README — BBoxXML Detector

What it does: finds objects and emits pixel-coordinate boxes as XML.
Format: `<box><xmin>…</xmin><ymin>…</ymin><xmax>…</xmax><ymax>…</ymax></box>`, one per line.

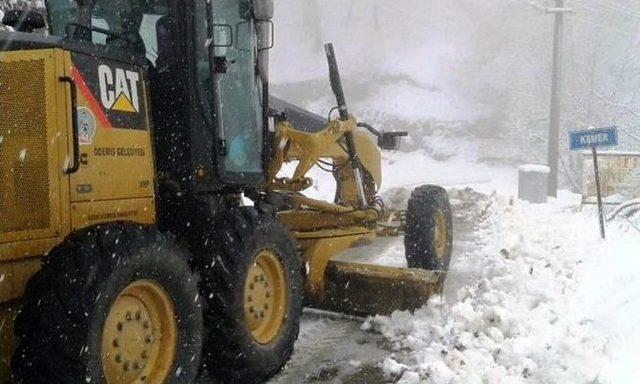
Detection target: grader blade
<box><xmin>311</xmin><ymin>261</ymin><xmax>446</xmax><ymax>318</ymax></box>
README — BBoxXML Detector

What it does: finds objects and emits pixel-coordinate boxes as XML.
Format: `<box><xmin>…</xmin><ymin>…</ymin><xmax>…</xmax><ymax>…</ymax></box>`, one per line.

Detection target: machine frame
<box><xmin>0</xmin><ymin>0</ymin><xmax>451</xmax><ymax>382</ymax></box>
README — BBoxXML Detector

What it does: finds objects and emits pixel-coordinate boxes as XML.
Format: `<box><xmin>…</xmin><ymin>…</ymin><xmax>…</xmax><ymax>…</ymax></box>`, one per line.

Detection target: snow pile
<box><xmin>365</xmin><ymin>192</ymin><xmax>640</xmax><ymax>383</ymax></box>
<box><xmin>379</xmin><ymin>150</ymin><xmax>516</xmax><ymax>196</ymax></box>
<box><xmin>280</xmin><ymin>149</ymin><xmax>518</xmax><ymax>206</ymax></box>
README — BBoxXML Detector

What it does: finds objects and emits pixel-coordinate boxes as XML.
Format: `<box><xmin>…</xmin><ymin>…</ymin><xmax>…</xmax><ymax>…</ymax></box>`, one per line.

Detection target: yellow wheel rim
<box><xmin>101</xmin><ymin>280</ymin><xmax>177</xmax><ymax>384</ymax></box>
<box><xmin>244</xmin><ymin>250</ymin><xmax>288</xmax><ymax>344</ymax></box>
<box><xmin>434</xmin><ymin>210</ymin><xmax>448</xmax><ymax>259</ymax></box>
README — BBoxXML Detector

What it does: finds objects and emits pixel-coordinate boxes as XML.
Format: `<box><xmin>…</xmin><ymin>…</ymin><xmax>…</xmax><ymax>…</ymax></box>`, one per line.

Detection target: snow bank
<box><xmin>365</xmin><ymin>192</ymin><xmax>640</xmax><ymax>383</ymax></box>
<box><xmin>277</xmin><ymin>149</ymin><xmax>518</xmax><ymax>206</ymax></box>
<box><xmin>379</xmin><ymin>150</ymin><xmax>517</xmax><ymax>196</ymax></box>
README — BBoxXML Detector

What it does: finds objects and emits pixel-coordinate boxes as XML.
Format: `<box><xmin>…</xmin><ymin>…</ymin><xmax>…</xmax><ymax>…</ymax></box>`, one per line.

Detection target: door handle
<box><xmin>59</xmin><ymin>76</ymin><xmax>80</xmax><ymax>174</ymax></box>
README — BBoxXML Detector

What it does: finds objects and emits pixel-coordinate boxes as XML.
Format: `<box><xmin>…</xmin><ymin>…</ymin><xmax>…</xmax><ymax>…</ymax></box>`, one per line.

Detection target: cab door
<box><xmin>212</xmin><ymin>0</ymin><xmax>264</xmax><ymax>180</ymax></box>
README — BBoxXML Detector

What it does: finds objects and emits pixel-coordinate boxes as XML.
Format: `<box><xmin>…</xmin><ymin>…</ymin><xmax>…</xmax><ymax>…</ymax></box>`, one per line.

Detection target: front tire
<box><xmin>194</xmin><ymin>208</ymin><xmax>304</xmax><ymax>383</ymax></box>
<box><xmin>405</xmin><ymin>185</ymin><xmax>453</xmax><ymax>271</ymax></box>
<box><xmin>11</xmin><ymin>223</ymin><xmax>203</xmax><ymax>384</ymax></box>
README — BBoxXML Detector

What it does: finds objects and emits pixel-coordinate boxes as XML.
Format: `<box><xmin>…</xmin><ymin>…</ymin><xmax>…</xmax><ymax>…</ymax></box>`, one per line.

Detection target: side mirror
<box><xmin>2</xmin><ymin>10</ymin><xmax>46</xmax><ymax>33</ymax></box>
<box><xmin>256</xmin><ymin>20</ymin><xmax>273</xmax><ymax>50</ymax></box>
<box><xmin>253</xmin><ymin>0</ymin><xmax>274</xmax><ymax>21</ymax></box>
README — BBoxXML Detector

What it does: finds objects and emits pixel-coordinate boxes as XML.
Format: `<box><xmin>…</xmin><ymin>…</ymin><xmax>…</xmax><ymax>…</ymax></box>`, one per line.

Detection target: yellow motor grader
<box><xmin>0</xmin><ymin>0</ymin><xmax>452</xmax><ymax>383</ymax></box>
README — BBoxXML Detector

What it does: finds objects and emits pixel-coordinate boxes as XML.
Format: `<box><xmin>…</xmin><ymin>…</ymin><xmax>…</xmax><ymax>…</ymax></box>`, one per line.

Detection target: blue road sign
<box><xmin>569</xmin><ymin>126</ymin><xmax>618</xmax><ymax>151</ymax></box>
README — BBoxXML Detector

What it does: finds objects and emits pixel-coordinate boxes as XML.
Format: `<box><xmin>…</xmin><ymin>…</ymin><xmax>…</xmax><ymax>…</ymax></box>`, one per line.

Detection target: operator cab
<box><xmin>43</xmin><ymin>0</ymin><xmax>273</xmax><ymax>191</ymax></box>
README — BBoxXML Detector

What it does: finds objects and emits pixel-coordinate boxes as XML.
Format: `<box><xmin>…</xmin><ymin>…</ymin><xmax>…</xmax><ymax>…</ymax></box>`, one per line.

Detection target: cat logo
<box><xmin>98</xmin><ymin>64</ymin><xmax>141</xmax><ymax>113</ymax></box>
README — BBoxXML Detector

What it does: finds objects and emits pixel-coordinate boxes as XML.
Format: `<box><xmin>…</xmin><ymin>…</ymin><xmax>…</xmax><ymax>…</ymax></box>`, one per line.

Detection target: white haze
<box><xmin>271</xmin><ymin>0</ymin><xmax>640</xmax><ymax>190</ymax></box>
<box><xmin>272</xmin><ymin>0</ymin><xmax>640</xmax><ymax>115</ymax></box>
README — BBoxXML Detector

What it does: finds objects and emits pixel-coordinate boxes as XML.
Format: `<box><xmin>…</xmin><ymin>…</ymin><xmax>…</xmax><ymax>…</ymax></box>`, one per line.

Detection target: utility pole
<box><xmin>546</xmin><ymin>1</ymin><xmax>571</xmax><ymax>197</ymax></box>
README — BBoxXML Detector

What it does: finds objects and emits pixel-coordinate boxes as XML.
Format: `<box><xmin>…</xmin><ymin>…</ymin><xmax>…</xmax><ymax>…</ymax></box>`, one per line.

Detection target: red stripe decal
<box><xmin>71</xmin><ymin>66</ymin><xmax>112</xmax><ymax>129</ymax></box>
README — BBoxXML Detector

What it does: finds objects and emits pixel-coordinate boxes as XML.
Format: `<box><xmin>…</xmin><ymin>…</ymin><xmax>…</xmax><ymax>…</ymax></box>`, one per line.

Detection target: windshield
<box><xmin>45</xmin><ymin>0</ymin><xmax>169</xmax><ymax>63</ymax></box>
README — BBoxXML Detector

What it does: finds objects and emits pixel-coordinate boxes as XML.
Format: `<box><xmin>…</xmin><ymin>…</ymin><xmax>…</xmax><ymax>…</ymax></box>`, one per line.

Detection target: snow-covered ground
<box><xmin>365</xmin><ymin>191</ymin><xmax>640</xmax><ymax>384</ymax></box>
<box><xmin>273</xmin><ymin>145</ymin><xmax>640</xmax><ymax>384</ymax></box>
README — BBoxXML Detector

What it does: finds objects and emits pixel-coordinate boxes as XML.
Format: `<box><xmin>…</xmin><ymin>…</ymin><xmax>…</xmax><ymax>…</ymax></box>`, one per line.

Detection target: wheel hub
<box><xmin>101</xmin><ymin>280</ymin><xmax>177</xmax><ymax>383</ymax></box>
<box><xmin>244</xmin><ymin>250</ymin><xmax>288</xmax><ymax>344</ymax></box>
<box><xmin>434</xmin><ymin>210</ymin><xmax>448</xmax><ymax>259</ymax></box>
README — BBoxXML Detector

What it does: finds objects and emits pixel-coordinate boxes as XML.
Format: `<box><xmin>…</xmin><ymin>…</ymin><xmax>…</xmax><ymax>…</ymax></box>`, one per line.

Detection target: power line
<box><xmin>572</xmin><ymin>1</ymin><xmax>639</xmax><ymax>39</ymax></box>
<box><xmin>593</xmin><ymin>0</ymin><xmax>640</xmax><ymax>20</ymax></box>
<box><xmin>619</xmin><ymin>126</ymin><xmax>640</xmax><ymax>143</ymax></box>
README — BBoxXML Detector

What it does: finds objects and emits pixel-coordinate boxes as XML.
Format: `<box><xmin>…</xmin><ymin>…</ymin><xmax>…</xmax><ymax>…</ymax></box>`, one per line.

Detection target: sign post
<box><xmin>591</xmin><ymin>147</ymin><xmax>605</xmax><ymax>239</ymax></box>
<box><xmin>569</xmin><ymin>126</ymin><xmax>619</xmax><ymax>239</ymax></box>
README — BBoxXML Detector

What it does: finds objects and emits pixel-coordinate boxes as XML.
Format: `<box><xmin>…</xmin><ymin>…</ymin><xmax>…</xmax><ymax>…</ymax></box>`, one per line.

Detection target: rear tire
<box><xmin>11</xmin><ymin>223</ymin><xmax>203</xmax><ymax>384</ymax></box>
<box><xmin>193</xmin><ymin>208</ymin><xmax>303</xmax><ymax>384</ymax></box>
<box><xmin>405</xmin><ymin>185</ymin><xmax>453</xmax><ymax>271</ymax></box>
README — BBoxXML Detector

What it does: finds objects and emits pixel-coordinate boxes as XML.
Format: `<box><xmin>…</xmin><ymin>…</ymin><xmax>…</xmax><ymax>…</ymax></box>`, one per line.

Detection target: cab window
<box><xmin>195</xmin><ymin>0</ymin><xmax>264</xmax><ymax>176</ymax></box>
<box><xmin>46</xmin><ymin>0</ymin><xmax>169</xmax><ymax>64</ymax></box>
<box><xmin>46</xmin><ymin>0</ymin><xmax>79</xmax><ymax>37</ymax></box>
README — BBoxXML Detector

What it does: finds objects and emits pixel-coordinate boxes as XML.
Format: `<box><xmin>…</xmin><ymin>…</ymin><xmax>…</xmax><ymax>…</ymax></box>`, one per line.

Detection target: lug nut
<box><xmin>113</xmin><ymin>339</ymin><xmax>119</xmax><ymax>348</ymax></box>
<box><xmin>126</xmin><ymin>312</ymin><xmax>131</xmax><ymax>321</ymax></box>
<box><xmin>115</xmin><ymin>355</ymin><xmax>122</xmax><ymax>363</ymax></box>
<box><xmin>117</xmin><ymin>322</ymin><xmax>123</xmax><ymax>331</ymax></box>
